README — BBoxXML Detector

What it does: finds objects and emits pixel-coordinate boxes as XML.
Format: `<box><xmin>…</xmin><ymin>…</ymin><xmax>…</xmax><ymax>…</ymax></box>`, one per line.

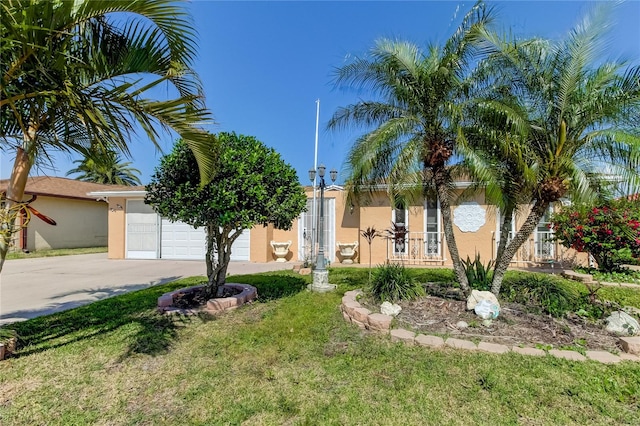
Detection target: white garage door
<box><xmin>160</xmin><ymin>220</ymin><xmax>206</xmax><ymax>260</ymax></box>
<box><xmin>160</xmin><ymin>221</ymin><xmax>250</xmax><ymax>261</ymax></box>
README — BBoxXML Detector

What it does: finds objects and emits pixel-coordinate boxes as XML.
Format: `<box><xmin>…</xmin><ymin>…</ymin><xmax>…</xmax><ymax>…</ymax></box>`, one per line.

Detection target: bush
<box><xmin>370</xmin><ymin>263</ymin><xmax>425</xmax><ymax>303</ymax></box>
<box><xmin>461</xmin><ymin>253</ymin><xmax>494</xmax><ymax>291</ymax></box>
<box><xmin>501</xmin><ymin>272</ymin><xmax>582</xmax><ymax>317</ymax></box>
<box><xmin>551</xmin><ymin>200</ymin><xmax>640</xmax><ymax>272</ymax></box>
<box><xmin>228</xmin><ymin>273</ymin><xmax>307</xmax><ymax>301</ymax></box>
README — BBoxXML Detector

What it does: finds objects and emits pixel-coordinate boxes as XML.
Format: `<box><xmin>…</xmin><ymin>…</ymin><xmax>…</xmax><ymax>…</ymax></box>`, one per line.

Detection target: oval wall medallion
<box><xmin>454</xmin><ymin>202</ymin><xmax>486</xmax><ymax>232</ymax></box>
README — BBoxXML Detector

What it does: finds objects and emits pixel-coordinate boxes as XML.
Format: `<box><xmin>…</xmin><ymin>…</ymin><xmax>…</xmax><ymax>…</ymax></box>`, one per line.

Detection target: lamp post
<box><xmin>308</xmin><ymin>164</ymin><xmax>338</xmax><ymax>292</ymax></box>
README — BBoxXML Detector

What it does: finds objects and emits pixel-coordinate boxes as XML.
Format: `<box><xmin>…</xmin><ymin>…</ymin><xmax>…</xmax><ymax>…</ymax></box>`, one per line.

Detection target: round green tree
<box><xmin>145</xmin><ymin>132</ymin><xmax>307</xmax><ymax>297</ymax></box>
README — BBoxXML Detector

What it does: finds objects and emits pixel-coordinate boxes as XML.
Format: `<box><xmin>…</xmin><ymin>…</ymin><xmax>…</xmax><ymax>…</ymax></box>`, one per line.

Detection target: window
<box><xmin>424</xmin><ymin>197</ymin><xmax>441</xmax><ymax>256</ymax></box>
<box><xmin>535</xmin><ymin>207</ymin><xmax>554</xmax><ymax>259</ymax></box>
<box><xmin>391</xmin><ymin>200</ymin><xmax>408</xmax><ymax>255</ymax></box>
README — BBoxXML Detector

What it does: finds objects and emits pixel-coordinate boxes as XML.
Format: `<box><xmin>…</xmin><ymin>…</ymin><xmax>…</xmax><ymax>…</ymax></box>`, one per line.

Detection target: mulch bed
<box><xmin>362</xmin><ymin>285</ymin><xmax>623</xmax><ymax>351</ymax></box>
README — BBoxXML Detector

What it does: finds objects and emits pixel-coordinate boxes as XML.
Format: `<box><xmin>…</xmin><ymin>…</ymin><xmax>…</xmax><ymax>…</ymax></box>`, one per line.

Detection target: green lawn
<box><xmin>0</xmin><ymin>269</ymin><xmax>638</xmax><ymax>425</ymax></box>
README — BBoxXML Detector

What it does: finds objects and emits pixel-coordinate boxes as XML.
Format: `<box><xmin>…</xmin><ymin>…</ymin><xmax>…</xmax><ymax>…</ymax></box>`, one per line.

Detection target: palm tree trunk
<box><xmin>490</xmin><ymin>200</ymin><xmax>549</xmax><ymax>295</ymax></box>
<box><xmin>495</xmin><ymin>204</ymin><xmax>515</xmax><ymax>264</ymax></box>
<box><xmin>0</xmin><ymin>146</ymin><xmax>34</xmax><ymax>273</ymax></box>
<box><xmin>434</xmin><ymin>174</ymin><xmax>470</xmax><ymax>295</ymax></box>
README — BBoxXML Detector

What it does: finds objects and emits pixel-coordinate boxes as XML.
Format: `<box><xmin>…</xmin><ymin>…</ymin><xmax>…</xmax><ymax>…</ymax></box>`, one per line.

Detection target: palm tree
<box><xmin>0</xmin><ymin>0</ymin><xmax>214</xmax><ymax>271</ymax></box>
<box><xmin>470</xmin><ymin>4</ymin><xmax>640</xmax><ymax>295</ymax></box>
<box><xmin>328</xmin><ymin>1</ymin><xmax>495</xmax><ymax>295</ymax></box>
<box><xmin>66</xmin><ymin>149</ymin><xmax>142</xmax><ymax>186</ymax></box>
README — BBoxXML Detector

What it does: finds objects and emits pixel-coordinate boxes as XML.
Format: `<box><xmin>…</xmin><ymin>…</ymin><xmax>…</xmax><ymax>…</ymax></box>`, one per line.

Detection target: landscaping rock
<box><xmin>585</xmin><ymin>350</ymin><xmax>621</xmax><ymax>364</ymax></box>
<box><xmin>477</xmin><ymin>342</ymin><xmax>510</xmax><ymax>354</ymax></box>
<box><xmin>621</xmin><ymin>264</ymin><xmax>640</xmax><ymax>272</ymax></box>
<box><xmin>481</xmin><ymin>319</ymin><xmax>493</xmax><ymax>327</ymax></box>
<box><xmin>466</xmin><ymin>290</ymin><xmax>499</xmax><ymax>311</ymax></box>
<box><xmin>445</xmin><ymin>338</ymin><xmax>477</xmax><ymax>351</ymax></box>
<box><xmin>548</xmin><ymin>349</ymin><xmax>586</xmax><ymax>361</ymax></box>
<box><xmin>415</xmin><ymin>334</ymin><xmax>445</xmax><ymax>348</ymax></box>
<box><xmin>299</xmin><ymin>268</ymin><xmax>312</xmax><ymax>275</ymax></box>
<box><xmin>456</xmin><ymin>321</ymin><xmax>469</xmax><ymax>330</ymax></box>
<box><xmin>380</xmin><ymin>301</ymin><xmax>402</xmax><ymax>317</ymax></box>
<box><xmin>605</xmin><ymin>311</ymin><xmax>639</xmax><ymax>335</ymax></box>
<box><xmin>561</xmin><ymin>270</ymin><xmax>593</xmax><ymax>284</ymax></box>
<box><xmin>619</xmin><ymin>336</ymin><xmax>640</xmax><ymax>355</ymax></box>
<box><xmin>622</xmin><ymin>306</ymin><xmax>640</xmax><ymax>317</ymax></box>
<box><xmin>474</xmin><ymin>299</ymin><xmax>500</xmax><ymax>320</ymax></box>
<box><xmin>390</xmin><ymin>329</ymin><xmax>416</xmax><ymax>345</ymax></box>
<box><xmin>511</xmin><ymin>346</ymin><xmax>546</xmax><ymax>357</ymax></box>
<box><xmin>367</xmin><ymin>313</ymin><xmax>393</xmax><ymax>332</ymax></box>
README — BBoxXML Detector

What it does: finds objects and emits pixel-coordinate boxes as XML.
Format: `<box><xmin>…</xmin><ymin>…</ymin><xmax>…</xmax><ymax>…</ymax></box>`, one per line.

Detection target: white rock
<box><xmin>466</xmin><ymin>290</ymin><xmax>499</xmax><ymax>311</ymax></box>
<box><xmin>380</xmin><ymin>301</ymin><xmax>402</xmax><ymax>317</ymax></box>
<box><xmin>456</xmin><ymin>321</ymin><xmax>469</xmax><ymax>330</ymax></box>
<box><xmin>605</xmin><ymin>311</ymin><xmax>640</xmax><ymax>336</ymax></box>
<box><xmin>482</xmin><ymin>320</ymin><xmax>493</xmax><ymax>327</ymax></box>
<box><xmin>474</xmin><ymin>299</ymin><xmax>500</xmax><ymax>320</ymax></box>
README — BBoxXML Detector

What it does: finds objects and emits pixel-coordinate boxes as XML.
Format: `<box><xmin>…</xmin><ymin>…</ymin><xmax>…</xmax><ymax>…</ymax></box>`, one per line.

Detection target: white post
<box><xmin>311</xmin><ymin>99</ymin><xmax>319</xmax><ymax>262</ymax></box>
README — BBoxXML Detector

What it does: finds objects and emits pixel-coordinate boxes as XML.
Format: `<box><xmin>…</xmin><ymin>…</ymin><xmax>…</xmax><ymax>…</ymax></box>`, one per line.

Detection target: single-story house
<box><xmin>0</xmin><ymin>176</ymin><xmax>136</xmax><ymax>252</ymax></box>
<box><xmin>89</xmin><ymin>184</ymin><xmax>588</xmax><ymax>268</ymax></box>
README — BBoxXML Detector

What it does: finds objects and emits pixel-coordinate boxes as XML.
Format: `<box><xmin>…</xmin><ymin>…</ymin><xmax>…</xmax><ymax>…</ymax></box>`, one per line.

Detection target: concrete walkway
<box><xmin>0</xmin><ymin>253</ymin><xmax>296</xmax><ymax>325</ymax></box>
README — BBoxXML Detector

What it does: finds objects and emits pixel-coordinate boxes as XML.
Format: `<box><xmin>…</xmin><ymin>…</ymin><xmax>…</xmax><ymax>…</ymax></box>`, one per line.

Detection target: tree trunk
<box><xmin>434</xmin><ymin>171</ymin><xmax>470</xmax><ymax>295</ymax></box>
<box><xmin>490</xmin><ymin>200</ymin><xmax>549</xmax><ymax>295</ymax></box>
<box><xmin>495</xmin><ymin>204</ymin><xmax>515</xmax><ymax>265</ymax></box>
<box><xmin>205</xmin><ymin>224</ymin><xmax>216</xmax><ymax>280</ymax></box>
<box><xmin>0</xmin><ymin>146</ymin><xmax>34</xmax><ymax>273</ymax></box>
<box><xmin>205</xmin><ymin>226</ymin><xmax>243</xmax><ymax>299</ymax></box>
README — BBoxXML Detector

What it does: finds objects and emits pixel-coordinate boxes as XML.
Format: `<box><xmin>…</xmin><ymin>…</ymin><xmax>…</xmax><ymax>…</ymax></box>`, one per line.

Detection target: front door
<box><xmin>298</xmin><ymin>197</ymin><xmax>336</xmax><ymax>263</ymax></box>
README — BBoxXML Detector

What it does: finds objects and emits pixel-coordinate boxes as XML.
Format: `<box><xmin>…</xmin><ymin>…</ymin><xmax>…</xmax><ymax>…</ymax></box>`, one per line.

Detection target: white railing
<box><xmin>387</xmin><ymin>231</ymin><xmax>445</xmax><ymax>263</ymax></box>
<box><xmin>493</xmin><ymin>230</ymin><xmax>558</xmax><ymax>265</ymax></box>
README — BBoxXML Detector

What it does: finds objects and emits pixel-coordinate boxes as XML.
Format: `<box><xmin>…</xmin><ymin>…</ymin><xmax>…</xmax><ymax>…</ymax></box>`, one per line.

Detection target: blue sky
<box><xmin>2</xmin><ymin>0</ymin><xmax>639</xmax><ymax>185</ymax></box>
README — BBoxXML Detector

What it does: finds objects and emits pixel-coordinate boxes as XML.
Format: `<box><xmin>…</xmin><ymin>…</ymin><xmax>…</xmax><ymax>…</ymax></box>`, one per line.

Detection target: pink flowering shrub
<box><xmin>551</xmin><ymin>199</ymin><xmax>640</xmax><ymax>272</ymax></box>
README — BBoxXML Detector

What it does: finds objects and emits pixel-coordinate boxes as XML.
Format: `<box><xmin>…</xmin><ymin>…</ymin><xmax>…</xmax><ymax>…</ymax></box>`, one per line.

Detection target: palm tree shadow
<box><xmin>6</xmin><ymin>279</ymin><xmax>207</xmax><ymax>359</ymax></box>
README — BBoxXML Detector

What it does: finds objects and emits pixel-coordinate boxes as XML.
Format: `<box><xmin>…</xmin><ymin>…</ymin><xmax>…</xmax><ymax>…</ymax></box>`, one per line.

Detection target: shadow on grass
<box><xmin>5</xmin><ymin>272</ymin><xmax>309</xmax><ymax>360</ymax></box>
<box><xmin>6</xmin><ymin>278</ymin><xmax>205</xmax><ymax>359</ymax></box>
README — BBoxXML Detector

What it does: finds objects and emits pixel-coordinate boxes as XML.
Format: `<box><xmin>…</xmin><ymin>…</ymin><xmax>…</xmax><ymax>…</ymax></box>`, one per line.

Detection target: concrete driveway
<box><xmin>0</xmin><ymin>253</ymin><xmax>297</xmax><ymax>325</ymax></box>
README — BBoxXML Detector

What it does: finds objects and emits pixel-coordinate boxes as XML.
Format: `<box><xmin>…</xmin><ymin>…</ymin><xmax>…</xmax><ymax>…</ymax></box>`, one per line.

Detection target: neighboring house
<box><xmin>0</xmin><ymin>176</ymin><xmax>135</xmax><ymax>252</ymax></box>
<box><xmin>91</xmin><ymin>185</ymin><xmax>587</xmax><ymax>268</ymax></box>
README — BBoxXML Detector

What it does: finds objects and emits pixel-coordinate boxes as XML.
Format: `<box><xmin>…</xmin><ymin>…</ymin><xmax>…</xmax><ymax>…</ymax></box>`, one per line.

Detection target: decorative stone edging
<box><xmin>340</xmin><ymin>290</ymin><xmax>640</xmax><ymax>364</ymax></box>
<box><xmin>0</xmin><ymin>337</ymin><xmax>17</xmax><ymax>361</ymax></box>
<box><xmin>562</xmin><ymin>269</ymin><xmax>639</xmax><ymax>288</ymax></box>
<box><xmin>158</xmin><ymin>284</ymin><xmax>258</xmax><ymax>315</ymax></box>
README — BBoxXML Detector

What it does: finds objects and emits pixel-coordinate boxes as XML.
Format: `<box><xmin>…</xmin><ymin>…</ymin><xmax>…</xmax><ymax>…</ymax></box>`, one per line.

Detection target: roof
<box><xmin>0</xmin><ymin>176</ymin><xmax>143</xmax><ymax>201</ymax></box>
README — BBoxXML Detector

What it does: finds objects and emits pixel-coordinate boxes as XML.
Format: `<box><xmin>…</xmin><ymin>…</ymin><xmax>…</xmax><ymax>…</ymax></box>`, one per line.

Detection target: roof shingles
<box><xmin>0</xmin><ymin>176</ymin><xmax>143</xmax><ymax>201</ymax></box>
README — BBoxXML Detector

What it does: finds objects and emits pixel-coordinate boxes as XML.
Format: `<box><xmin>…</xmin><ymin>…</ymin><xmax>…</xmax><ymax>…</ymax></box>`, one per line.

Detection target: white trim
<box><xmin>89</xmin><ymin>190</ymin><xmax>147</xmax><ymax>198</ymax></box>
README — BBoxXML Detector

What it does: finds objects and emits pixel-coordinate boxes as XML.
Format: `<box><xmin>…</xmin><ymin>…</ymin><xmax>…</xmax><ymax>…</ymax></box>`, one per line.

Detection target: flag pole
<box><xmin>311</xmin><ymin>99</ymin><xmax>319</xmax><ymax>262</ymax></box>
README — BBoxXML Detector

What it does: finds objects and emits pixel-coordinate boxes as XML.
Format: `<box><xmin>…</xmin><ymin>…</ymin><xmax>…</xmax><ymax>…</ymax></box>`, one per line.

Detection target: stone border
<box><xmin>340</xmin><ymin>290</ymin><xmax>640</xmax><ymax>364</ymax></box>
<box><xmin>562</xmin><ymin>269</ymin><xmax>639</xmax><ymax>288</ymax></box>
<box><xmin>158</xmin><ymin>284</ymin><xmax>258</xmax><ymax>315</ymax></box>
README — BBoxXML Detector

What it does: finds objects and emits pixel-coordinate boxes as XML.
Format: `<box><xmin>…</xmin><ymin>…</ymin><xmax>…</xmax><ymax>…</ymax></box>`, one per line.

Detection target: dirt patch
<box><xmin>362</xmin><ymin>287</ymin><xmax>623</xmax><ymax>351</ymax></box>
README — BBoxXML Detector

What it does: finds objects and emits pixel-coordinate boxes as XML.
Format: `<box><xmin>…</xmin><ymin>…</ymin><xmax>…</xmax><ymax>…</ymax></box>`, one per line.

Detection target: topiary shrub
<box><xmin>370</xmin><ymin>263</ymin><xmax>425</xmax><ymax>303</ymax></box>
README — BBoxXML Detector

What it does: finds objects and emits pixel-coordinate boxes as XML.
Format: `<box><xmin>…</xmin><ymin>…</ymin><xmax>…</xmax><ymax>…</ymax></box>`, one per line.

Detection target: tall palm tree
<box><xmin>0</xmin><ymin>0</ymin><xmax>214</xmax><ymax>271</ymax></box>
<box><xmin>471</xmin><ymin>4</ymin><xmax>640</xmax><ymax>295</ymax></box>
<box><xmin>328</xmin><ymin>1</ymin><xmax>495</xmax><ymax>294</ymax></box>
<box><xmin>66</xmin><ymin>149</ymin><xmax>142</xmax><ymax>186</ymax></box>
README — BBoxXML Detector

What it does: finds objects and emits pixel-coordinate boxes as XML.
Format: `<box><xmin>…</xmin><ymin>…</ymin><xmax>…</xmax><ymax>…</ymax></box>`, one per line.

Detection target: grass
<box><xmin>574</xmin><ymin>267</ymin><xmax>640</xmax><ymax>285</ymax></box>
<box><xmin>1</xmin><ymin>268</ymin><xmax>639</xmax><ymax>425</ymax></box>
<box><xmin>6</xmin><ymin>246</ymin><xmax>107</xmax><ymax>260</ymax></box>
